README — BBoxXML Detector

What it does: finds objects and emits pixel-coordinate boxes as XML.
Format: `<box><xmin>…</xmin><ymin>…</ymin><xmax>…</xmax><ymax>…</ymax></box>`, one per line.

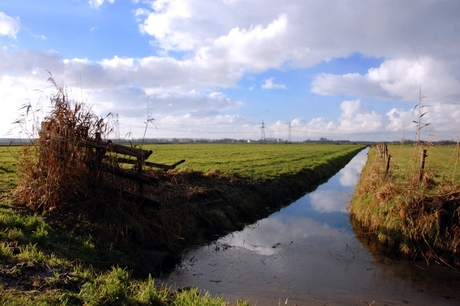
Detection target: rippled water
<box><xmin>161</xmin><ymin>148</ymin><xmax>460</xmax><ymax>305</ymax></box>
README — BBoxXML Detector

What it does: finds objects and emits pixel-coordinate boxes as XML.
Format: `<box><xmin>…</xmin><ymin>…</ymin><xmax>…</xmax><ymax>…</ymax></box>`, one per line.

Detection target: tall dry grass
<box><xmin>12</xmin><ymin>75</ymin><xmax>110</xmax><ymax>212</ymax></box>
<box><xmin>350</xmin><ymin>142</ymin><xmax>460</xmax><ymax>267</ymax></box>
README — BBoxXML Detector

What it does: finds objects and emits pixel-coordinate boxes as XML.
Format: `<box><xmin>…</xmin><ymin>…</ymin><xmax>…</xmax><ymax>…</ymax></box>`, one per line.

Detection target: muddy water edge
<box><xmin>160</xmin><ymin>148</ymin><xmax>460</xmax><ymax>305</ymax></box>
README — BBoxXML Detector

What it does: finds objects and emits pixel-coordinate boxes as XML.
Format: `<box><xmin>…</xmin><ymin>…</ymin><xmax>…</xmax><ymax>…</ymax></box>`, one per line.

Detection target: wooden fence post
<box><xmin>385</xmin><ymin>154</ymin><xmax>391</xmax><ymax>173</ymax></box>
<box><xmin>419</xmin><ymin>149</ymin><xmax>427</xmax><ymax>181</ymax></box>
<box><xmin>95</xmin><ymin>132</ymin><xmax>104</xmax><ymax>165</ymax></box>
<box><xmin>137</xmin><ymin>156</ymin><xmax>144</xmax><ymax>196</ymax></box>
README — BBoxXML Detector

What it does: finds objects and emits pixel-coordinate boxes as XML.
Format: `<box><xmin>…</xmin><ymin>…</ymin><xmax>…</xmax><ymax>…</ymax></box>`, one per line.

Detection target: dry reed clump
<box><xmin>9</xmin><ymin>77</ymin><xmax>189</xmax><ymax>263</ymax></box>
<box><xmin>12</xmin><ymin>77</ymin><xmax>110</xmax><ymax>212</ymax></box>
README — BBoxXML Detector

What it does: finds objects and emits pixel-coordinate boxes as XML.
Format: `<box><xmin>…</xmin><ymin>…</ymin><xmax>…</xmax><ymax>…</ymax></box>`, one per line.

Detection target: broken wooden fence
<box><xmin>82</xmin><ymin>134</ymin><xmax>185</xmax><ymax>207</ymax></box>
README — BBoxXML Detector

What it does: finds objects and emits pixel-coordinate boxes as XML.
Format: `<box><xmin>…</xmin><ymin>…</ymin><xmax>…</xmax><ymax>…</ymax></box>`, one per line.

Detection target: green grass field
<box><xmin>0</xmin><ymin>143</ymin><xmax>365</xmax><ymax>192</ymax></box>
<box><xmin>378</xmin><ymin>144</ymin><xmax>460</xmax><ymax>188</ymax></box>
<box><xmin>139</xmin><ymin>143</ymin><xmax>365</xmax><ymax>178</ymax></box>
<box><xmin>0</xmin><ymin>146</ymin><xmax>20</xmax><ymax>194</ymax></box>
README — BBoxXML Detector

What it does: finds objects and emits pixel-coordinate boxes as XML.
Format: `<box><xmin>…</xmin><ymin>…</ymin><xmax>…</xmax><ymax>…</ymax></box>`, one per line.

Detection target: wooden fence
<box><xmin>375</xmin><ymin>142</ymin><xmax>427</xmax><ymax>181</ymax></box>
<box><xmin>81</xmin><ymin>133</ymin><xmax>185</xmax><ymax>207</ymax></box>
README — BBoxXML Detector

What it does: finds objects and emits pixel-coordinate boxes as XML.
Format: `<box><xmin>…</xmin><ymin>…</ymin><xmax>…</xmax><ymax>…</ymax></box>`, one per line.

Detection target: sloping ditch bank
<box><xmin>349</xmin><ymin>145</ymin><xmax>460</xmax><ymax>268</ymax></box>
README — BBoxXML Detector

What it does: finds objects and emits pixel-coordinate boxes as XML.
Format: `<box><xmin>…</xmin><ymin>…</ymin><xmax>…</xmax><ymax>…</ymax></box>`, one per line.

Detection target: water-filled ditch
<box><xmin>160</xmin><ymin>148</ymin><xmax>460</xmax><ymax>305</ymax></box>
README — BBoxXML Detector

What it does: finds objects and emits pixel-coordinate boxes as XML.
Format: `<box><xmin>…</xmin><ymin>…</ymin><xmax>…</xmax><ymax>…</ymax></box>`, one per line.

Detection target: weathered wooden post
<box><xmin>385</xmin><ymin>154</ymin><xmax>391</xmax><ymax>173</ymax></box>
<box><xmin>419</xmin><ymin>149</ymin><xmax>427</xmax><ymax>181</ymax></box>
<box><xmin>94</xmin><ymin>132</ymin><xmax>104</xmax><ymax>165</ymax></box>
<box><xmin>137</xmin><ymin>154</ymin><xmax>144</xmax><ymax>196</ymax></box>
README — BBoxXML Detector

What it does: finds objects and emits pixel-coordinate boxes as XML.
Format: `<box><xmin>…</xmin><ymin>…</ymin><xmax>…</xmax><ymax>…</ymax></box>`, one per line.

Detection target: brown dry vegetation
<box><xmin>12</xmin><ymin>76</ymin><xmax>109</xmax><ymax>212</ymax></box>
<box><xmin>350</xmin><ymin>144</ymin><xmax>460</xmax><ymax>267</ymax></box>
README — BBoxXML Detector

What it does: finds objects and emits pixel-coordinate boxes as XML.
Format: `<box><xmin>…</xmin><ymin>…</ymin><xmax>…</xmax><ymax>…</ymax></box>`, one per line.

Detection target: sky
<box><xmin>1</xmin><ymin>0</ymin><xmax>459</xmax><ymax>142</ymax></box>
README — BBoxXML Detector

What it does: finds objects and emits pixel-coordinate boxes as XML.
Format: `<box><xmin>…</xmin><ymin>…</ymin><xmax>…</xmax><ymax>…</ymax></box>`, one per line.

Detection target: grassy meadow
<box><xmin>140</xmin><ymin>143</ymin><xmax>364</xmax><ymax>178</ymax></box>
<box><xmin>0</xmin><ymin>146</ymin><xmax>20</xmax><ymax>194</ymax></box>
<box><xmin>376</xmin><ymin>144</ymin><xmax>460</xmax><ymax>188</ymax></box>
<box><xmin>0</xmin><ymin>142</ymin><xmax>364</xmax><ymax>192</ymax></box>
<box><xmin>0</xmin><ymin>142</ymin><xmax>365</xmax><ymax>305</ymax></box>
<box><xmin>350</xmin><ymin>143</ymin><xmax>460</xmax><ymax>266</ymax></box>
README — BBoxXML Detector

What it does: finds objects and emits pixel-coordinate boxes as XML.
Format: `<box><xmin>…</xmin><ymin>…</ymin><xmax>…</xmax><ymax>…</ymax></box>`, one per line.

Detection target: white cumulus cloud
<box><xmin>338</xmin><ymin>100</ymin><xmax>382</xmax><ymax>132</ymax></box>
<box><xmin>312</xmin><ymin>57</ymin><xmax>460</xmax><ymax>104</ymax></box>
<box><xmin>0</xmin><ymin>12</ymin><xmax>19</xmax><ymax>38</ymax></box>
<box><xmin>261</xmin><ymin>77</ymin><xmax>286</xmax><ymax>89</ymax></box>
<box><xmin>88</xmin><ymin>0</ymin><xmax>115</xmax><ymax>9</ymax></box>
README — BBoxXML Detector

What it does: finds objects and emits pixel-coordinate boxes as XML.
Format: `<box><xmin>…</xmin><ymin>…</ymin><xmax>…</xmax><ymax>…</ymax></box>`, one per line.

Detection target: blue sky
<box><xmin>1</xmin><ymin>0</ymin><xmax>459</xmax><ymax>141</ymax></box>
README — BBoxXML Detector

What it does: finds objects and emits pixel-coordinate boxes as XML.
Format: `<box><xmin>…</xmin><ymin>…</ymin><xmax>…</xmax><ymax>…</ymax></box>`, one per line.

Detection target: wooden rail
<box><xmin>82</xmin><ymin>138</ymin><xmax>153</xmax><ymax>160</ymax></box>
<box><xmin>116</xmin><ymin>157</ymin><xmax>186</xmax><ymax>171</ymax></box>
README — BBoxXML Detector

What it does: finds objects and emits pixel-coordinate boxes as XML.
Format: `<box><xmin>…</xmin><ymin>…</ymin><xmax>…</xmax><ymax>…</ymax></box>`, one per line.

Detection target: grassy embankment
<box><xmin>350</xmin><ymin>144</ymin><xmax>460</xmax><ymax>266</ymax></box>
<box><xmin>0</xmin><ymin>143</ymin><xmax>365</xmax><ymax>305</ymax></box>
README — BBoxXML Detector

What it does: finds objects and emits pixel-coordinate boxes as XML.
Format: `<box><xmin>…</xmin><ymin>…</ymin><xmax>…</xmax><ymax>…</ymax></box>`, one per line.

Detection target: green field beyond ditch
<box><xmin>139</xmin><ymin>143</ymin><xmax>365</xmax><ymax>179</ymax></box>
<box><xmin>1</xmin><ymin>143</ymin><xmax>365</xmax><ymax>191</ymax></box>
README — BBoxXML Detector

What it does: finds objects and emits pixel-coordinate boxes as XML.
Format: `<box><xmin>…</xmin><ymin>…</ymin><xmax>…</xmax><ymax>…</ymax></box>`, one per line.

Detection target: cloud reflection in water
<box><xmin>221</xmin><ymin>148</ymin><xmax>369</xmax><ymax>255</ymax></box>
<box><xmin>221</xmin><ymin>215</ymin><xmax>353</xmax><ymax>256</ymax></box>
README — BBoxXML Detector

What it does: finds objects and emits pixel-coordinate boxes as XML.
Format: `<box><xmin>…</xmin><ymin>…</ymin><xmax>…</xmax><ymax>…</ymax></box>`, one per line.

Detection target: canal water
<box><xmin>160</xmin><ymin>148</ymin><xmax>460</xmax><ymax>305</ymax></box>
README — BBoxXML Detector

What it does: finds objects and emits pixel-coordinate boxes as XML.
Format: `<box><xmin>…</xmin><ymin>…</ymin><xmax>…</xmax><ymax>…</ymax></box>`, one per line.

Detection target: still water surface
<box><xmin>161</xmin><ymin>148</ymin><xmax>460</xmax><ymax>305</ymax></box>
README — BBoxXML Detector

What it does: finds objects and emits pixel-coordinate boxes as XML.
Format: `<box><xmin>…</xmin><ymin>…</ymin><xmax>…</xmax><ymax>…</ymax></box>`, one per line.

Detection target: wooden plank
<box><xmin>145</xmin><ymin>159</ymin><xmax>186</xmax><ymax>171</ymax></box>
<box><xmin>82</xmin><ymin>138</ymin><xmax>153</xmax><ymax>159</ymax></box>
<box><xmin>116</xmin><ymin>157</ymin><xmax>186</xmax><ymax>171</ymax></box>
<box><xmin>115</xmin><ymin>157</ymin><xmax>138</xmax><ymax>165</ymax></box>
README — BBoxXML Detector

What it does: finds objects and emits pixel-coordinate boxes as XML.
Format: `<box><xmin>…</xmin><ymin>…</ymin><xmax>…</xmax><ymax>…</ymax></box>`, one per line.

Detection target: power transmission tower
<box><xmin>260</xmin><ymin>120</ymin><xmax>265</xmax><ymax>142</ymax></box>
<box><xmin>115</xmin><ymin>113</ymin><xmax>120</xmax><ymax>142</ymax></box>
<box><xmin>110</xmin><ymin>113</ymin><xmax>120</xmax><ymax>141</ymax></box>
